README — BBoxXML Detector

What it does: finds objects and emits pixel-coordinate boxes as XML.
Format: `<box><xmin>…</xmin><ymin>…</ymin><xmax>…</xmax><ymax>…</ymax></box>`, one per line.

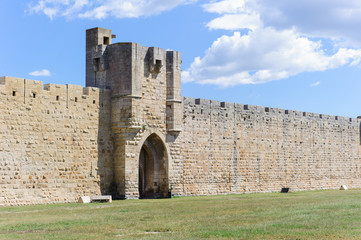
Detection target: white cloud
<box><xmin>256</xmin><ymin>0</ymin><xmax>361</xmax><ymax>47</ymax></box>
<box><xmin>311</xmin><ymin>81</ymin><xmax>321</xmax><ymax>87</ymax></box>
<box><xmin>204</xmin><ymin>0</ymin><xmax>261</xmax><ymax>31</ymax></box>
<box><xmin>203</xmin><ymin>0</ymin><xmax>246</xmax><ymax>14</ymax></box>
<box><xmin>206</xmin><ymin>13</ymin><xmax>262</xmax><ymax>31</ymax></box>
<box><xmin>29</xmin><ymin>69</ymin><xmax>51</xmax><ymax>77</ymax></box>
<box><xmin>182</xmin><ymin>29</ymin><xmax>361</xmax><ymax>87</ymax></box>
<box><xmin>182</xmin><ymin>0</ymin><xmax>361</xmax><ymax>87</ymax></box>
<box><xmin>27</xmin><ymin>0</ymin><xmax>361</xmax><ymax>87</ymax></box>
<box><xmin>204</xmin><ymin>0</ymin><xmax>361</xmax><ymax>47</ymax></box>
<box><xmin>27</xmin><ymin>0</ymin><xmax>196</xmax><ymax>19</ymax></box>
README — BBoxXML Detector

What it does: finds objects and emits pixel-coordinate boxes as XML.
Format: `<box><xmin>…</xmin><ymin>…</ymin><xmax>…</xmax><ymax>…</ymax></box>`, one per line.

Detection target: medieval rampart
<box><xmin>0</xmin><ymin>76</ymin><xmax>113</xmax><ymax>206</ymax></box>
<box><xmin>180</xmin><ymin>97</ymin><xmax>361</xmax><ymax>195</ymax></box>
<box><xmin>1</xmin><ymin>27</ymin><xmax>361</xmax><ymax>206</ymax></box>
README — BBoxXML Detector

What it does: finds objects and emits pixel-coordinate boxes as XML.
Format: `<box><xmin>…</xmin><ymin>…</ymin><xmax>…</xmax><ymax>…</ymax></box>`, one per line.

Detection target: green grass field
<box><xmin>1</xmin><ymin>189</ymin><xmax>361</xmax><ymax>239</ymax></box>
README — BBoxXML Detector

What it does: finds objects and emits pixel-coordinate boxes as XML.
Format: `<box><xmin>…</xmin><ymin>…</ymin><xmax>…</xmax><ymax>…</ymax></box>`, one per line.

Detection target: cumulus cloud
<box><xmin>27</xmin><ymin>0</ymin><xmax>196</xmax><ymax>19</ymax></box>
<box><xmin>204</xmin><ymin>0</ymin><xmax>261</xmax><ymax>31</ymax></box>
<box><xmin>182</xmin><ymin>0</ymin><xmax>361</xmax><ymax>86</ymax></box>
<box><xmin>29</xmin><ymin>69</ymin><xmax>51</xmax><ymax>77</ymax></box>
<box><xmin>182</xmin><ymin>29</ymin><xmax>361</xmax><ymax>86</ymax></box>
<box><xmin>27</xmin><ymin>0</ymin><xmax>361</xmax><ymax>87</ymax></box>
<box><xmin>203</xmin><ymin>0</ymin><xmax>361</xmax><ymax>46</ymax></box>
<box><xmin>256</xmin><ymin>0</ymin><xmax>361</xmax><ymax>47</ymax></box>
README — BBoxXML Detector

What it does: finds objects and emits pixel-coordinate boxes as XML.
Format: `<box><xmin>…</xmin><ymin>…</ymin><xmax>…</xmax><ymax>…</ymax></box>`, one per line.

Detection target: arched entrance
<box><xmin>139</xmin><ymin>133</ymin><xmax>169</xmax><ymax>199</ymax></box>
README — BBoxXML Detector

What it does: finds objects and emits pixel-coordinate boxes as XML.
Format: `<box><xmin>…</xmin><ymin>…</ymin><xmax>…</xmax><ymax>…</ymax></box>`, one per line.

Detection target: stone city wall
<box><xmin>179</xmin><ymin>97</ymin><xmax>361</xmax><ymax>195</ymax></box>
<box><xmin>0</xmin><ymin>76</ymin><xmax>113</xmax><ymax>206</ymax></box>
<box><xmin>1</xmin><ymin>74</ymin><xmax>361</xmax><ymax>205</ymax></box>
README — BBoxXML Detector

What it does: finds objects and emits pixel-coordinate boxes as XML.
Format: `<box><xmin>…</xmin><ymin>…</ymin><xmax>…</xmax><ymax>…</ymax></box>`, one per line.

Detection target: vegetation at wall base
<box><xmin>1</xmin><ymin>189</ymin><xmax>361</xmax><ymax>239</ymax></box>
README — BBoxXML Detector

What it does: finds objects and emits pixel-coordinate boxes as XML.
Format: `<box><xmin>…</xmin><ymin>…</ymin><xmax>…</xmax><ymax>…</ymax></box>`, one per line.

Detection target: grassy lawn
<box><xmin>1</xmin><ymin>190</ymin><xmax>361</xmax><ymax>239</ymax></box>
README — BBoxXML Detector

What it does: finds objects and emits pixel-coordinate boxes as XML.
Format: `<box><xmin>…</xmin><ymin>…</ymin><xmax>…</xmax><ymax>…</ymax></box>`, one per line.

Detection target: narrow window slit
<box><xmin>103</xmin><ymin>36</ymin><xmax>109</xmax><ymax>45</ymax></box>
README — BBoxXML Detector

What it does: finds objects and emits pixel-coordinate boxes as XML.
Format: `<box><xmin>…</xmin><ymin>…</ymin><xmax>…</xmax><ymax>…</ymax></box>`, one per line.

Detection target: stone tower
<box><xmin>86</xmin><ymin>27</ymin><xmax>113</xmax><ymax>88</ymax></box>
<box><xmin>86</xmin><ymin>27</ymin><xmax>182</xmax><ymax>199</ymax></box>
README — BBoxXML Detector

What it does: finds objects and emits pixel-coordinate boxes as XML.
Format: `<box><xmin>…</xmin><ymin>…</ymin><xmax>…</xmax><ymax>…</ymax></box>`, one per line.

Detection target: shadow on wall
<box><xmin>144</xmin><ymin>48</ymin><xmax>162</xmax><ymax>79</ymax></box>
<box><xmin>96</xmin><ymin>90</ymin><xmax>115</xmax><ymax>197</ymax></box>
<box><xmin>139</xmin><ymin>133</ymin><xmax>169</xmax><ymax>199</ymax></box>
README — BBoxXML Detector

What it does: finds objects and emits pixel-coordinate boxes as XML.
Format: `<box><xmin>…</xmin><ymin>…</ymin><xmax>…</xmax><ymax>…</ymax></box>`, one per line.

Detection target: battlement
<box><xmin>183</xmin><ymin>96</ymin><xmax>360</xmax><ymax>125</ymax></box>
<box><xmin>0</xmin><ymin>76</ymin><xmax>110</xmax><ymax>108</ymax></box>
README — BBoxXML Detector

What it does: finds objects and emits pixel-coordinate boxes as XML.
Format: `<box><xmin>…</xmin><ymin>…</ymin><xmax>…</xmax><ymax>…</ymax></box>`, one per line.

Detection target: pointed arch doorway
<box><xmin>138</xmin><ymin>133</ymin><xmax>169</xmax><ymax>199</ymax></box>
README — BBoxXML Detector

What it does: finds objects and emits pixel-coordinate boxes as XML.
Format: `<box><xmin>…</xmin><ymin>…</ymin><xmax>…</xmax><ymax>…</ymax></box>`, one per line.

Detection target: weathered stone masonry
<box><xmin>181</xmin><ymin>99</ymin><xmax>361</xmax><ymax>195</ymax></box>
<box><xmin>0</xmin><ymin>77</ymin><xmax>113</xmax><ymax>206</ymax></box>
<box><xmin>1</xmin><ymin>27</ymin><xmax>361</xmax><ymax>206</ymax></box>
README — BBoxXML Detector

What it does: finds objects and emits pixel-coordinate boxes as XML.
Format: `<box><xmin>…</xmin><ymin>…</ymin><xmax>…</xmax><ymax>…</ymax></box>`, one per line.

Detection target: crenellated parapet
<box><xmin>180</xmin><ymin>96</ymin><xmax>361</xmax><ymax>196</ymax></box>
<box><xmin>0</xmin><ymin>76</ymin><xmax>110</xmax><ymax>109</ymax></box>
<box><xmin>84</xmin><ymin>27</ymin><xmax>183</xmax><ymax>198</ymax></box>
<box><xmin>85</xmin><ymin>28</ymin><xmax>182</xmax><ymax>134</ymax></box>
<box><xmin>0</xmin><ymin>76</ymin><xmax>114</xmax><ymax>206</ymax></box>
<box><xmin>182</xmin><ymin>96</ymin><xmax>360</xmax><ymax>126</ymax></box>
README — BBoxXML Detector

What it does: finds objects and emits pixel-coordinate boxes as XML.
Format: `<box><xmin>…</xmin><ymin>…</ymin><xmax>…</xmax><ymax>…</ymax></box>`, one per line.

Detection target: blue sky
<box><xmin>1</xmin><ymin>0</ymin><xmax>361</xmax><ymax>118</ymax></box>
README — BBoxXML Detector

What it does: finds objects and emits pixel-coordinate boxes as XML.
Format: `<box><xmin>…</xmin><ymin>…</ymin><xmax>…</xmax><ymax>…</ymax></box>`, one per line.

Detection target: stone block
<box><xmin>91</xmin><ymin>195</ymin><xmax>112</xmax><ymax>203</ymax></box>
<box><xmin>340</xmin><ymin>185</ymin><xmax>348</xmax><ymax>190</ymax></box>
<box><xmin>78</xmin><ymin>196</ymin><xmax>91</xmax><ymax>203</ymax></box>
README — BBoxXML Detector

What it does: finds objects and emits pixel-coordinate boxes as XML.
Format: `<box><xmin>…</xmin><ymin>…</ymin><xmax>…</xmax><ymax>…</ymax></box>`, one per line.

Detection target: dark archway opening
<box><xmin>139</xmin><ymin>134</ymin><xmax>169</xmax><ymax>199</ymax></box>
